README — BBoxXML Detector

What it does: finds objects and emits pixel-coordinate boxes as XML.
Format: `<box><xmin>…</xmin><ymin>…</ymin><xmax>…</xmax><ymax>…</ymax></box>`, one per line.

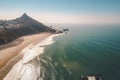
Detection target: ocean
<box><xmin>39</xmin><ymin>24</ymin><xmax>120</xmax><ymax>80</ymax></box>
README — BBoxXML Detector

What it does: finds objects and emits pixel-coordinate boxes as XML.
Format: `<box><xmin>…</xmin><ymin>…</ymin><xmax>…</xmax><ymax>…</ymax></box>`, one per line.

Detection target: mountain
<box><xmin>13</xmin><ymin>13</ymin><xmax>56</xmax><ymax>32</ymax></box>
<box><xmin>0</xmin><ymin>13</ymin><xmax>57</xmax><ymax>45</ymax></box>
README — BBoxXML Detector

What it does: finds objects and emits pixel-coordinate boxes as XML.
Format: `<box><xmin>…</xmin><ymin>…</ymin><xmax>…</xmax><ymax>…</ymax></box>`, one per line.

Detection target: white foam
<box><xmin>4</xmin><ymin>33</ymin><xmax>62</xmax><ymax>80</ymax></box>
<box><xmin>88</xmin><ymin>76</ymin><xmax>96</xmax><ymax>80</ymax></box>
<box><xmin>22</xmin><ymin>34</ymin><xmax>61</xmax><ymax>63</ymax></box>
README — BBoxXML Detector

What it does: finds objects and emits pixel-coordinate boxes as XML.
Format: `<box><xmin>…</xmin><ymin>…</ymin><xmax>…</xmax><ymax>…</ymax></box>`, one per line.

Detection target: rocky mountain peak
<box><xmin>20</xmin><ymin>13</ymin><xmax>30</xmax><ymax>19</ymax></box>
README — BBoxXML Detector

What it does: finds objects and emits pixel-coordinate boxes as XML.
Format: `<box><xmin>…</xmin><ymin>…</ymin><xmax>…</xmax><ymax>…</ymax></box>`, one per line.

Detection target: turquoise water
<box><xmin>40</xmin><ymin>25</ymin><xmax>120</xmax><ymax>80</ymax></box>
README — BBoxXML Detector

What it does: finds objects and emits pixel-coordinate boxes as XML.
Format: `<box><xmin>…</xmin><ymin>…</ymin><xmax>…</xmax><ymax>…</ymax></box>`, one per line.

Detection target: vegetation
<box><xmin>0</xmin><ymin>13</ymin><xmax>56</xmax><ymax>45</ymax></box>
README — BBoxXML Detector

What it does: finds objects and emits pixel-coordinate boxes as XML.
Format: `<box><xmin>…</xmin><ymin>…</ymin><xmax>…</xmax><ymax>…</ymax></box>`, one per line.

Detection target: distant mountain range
<box><xmin>0</xmin><ymin>13</ymin><xmax>57</xmax><ymax>45</ymax></box>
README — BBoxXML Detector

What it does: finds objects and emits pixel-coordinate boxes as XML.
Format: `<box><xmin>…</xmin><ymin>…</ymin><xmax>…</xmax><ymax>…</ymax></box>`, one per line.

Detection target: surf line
<box><xmin>4</xmin><ymin>33</ymin><xmax>63</xmax><ymax>80</ymax></box>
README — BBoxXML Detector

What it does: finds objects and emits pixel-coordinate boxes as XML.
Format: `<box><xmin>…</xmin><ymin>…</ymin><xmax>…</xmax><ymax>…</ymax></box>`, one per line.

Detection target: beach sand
<box><xmin>0</xmin><ymin>32</ymin><xmax>52</xmax><ymax>80</ymax></box>
<box><xmin>4</xmin><ymin>34</ymin><xmax>60</xmax><ymax>80</ymax></box>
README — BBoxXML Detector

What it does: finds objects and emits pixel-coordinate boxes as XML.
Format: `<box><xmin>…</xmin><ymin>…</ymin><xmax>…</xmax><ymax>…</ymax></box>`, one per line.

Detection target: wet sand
<box><xmin>0</xmin><ymin>32</ymin><xmax>52</xmax><ymax>80</ymax></box>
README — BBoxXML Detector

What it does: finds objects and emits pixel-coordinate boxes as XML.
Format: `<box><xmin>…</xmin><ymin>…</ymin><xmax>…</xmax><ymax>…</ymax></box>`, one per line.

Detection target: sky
<box><xmin>0</xmin><ymin>0</ymin><xmax>120</xmax><ymax>24</ymax></box>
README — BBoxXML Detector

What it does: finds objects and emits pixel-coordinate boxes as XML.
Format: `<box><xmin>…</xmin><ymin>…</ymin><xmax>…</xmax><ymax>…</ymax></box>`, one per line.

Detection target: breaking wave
<box><xmin>4</xmin><ymin>33</ymin><xmax>71</xmax><ymax>80</ymax></box>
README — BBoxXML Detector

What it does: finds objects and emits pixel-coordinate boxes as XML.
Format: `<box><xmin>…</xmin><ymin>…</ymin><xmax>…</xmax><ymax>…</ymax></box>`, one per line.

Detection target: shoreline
<box><xmin>0</xmin><ymin>32</ymin><xmax>52</xmax><ymax>80</ymax></box>
<box><xmin>4</xmin><ymin>33</ymin><xmax>62</xmax><ymax>80</ymax></box>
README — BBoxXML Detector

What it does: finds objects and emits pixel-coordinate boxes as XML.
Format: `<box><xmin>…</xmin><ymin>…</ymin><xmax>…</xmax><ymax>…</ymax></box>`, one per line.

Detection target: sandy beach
<box><xmin>0</xmin><ymin>32</ymin><xmax>52</xmax><ymax>80</ymax></box>
<box><xmin>3</xmin><ymin>33</ymin><xmax>61</xmax><ymax>80</ymax></box>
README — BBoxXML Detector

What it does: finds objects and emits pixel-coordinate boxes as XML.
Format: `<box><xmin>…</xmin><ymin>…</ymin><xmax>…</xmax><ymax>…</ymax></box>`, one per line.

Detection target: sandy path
<box><xmin>0</xmin><ymin>32</ymin><xmax>52</xmax><ymax>80</ymax></box>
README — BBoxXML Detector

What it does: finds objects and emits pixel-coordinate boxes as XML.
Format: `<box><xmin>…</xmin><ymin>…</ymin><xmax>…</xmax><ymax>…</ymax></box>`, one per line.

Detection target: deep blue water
<box><xmin>40</xmin><ymin>25</ymin><xmax>120</xmax><ymax>80</ymax></box>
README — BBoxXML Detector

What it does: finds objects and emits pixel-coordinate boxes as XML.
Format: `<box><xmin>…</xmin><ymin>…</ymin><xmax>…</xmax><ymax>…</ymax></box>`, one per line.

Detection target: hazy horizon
<box><xmin>0</xmin><ymin>0</ymin><xmax>120</xmax><ymax>24</ymax></box>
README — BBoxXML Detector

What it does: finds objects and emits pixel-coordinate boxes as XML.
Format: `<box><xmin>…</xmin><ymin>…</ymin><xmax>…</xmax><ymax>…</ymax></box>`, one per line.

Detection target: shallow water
<box><xmin>39</xmin><ymin>25</ymin><xmax>120</xmax><ymax>80</ymax></box>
